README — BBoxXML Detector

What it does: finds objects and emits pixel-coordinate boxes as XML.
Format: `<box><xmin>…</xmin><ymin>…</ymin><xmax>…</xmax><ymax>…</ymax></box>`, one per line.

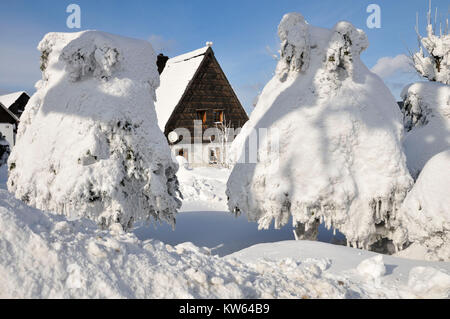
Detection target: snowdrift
<box><xmin>0</xmin><ymin>189</ymin><xmax>374</xmax><ymax>298</ymax></box>
<box><xmin>2</xmin><ymin>188</ymin><xmax>449</xmax><ymax>298</ymax></box>
<box><xmin>226</xmin><ymin>13</ymin><xmax>413</xmax><ymax>249</ymax></box>
<box><xmin>400</xmin><ymin>81</ymin><xmax>450</xmax><ymax>178</ymax></box>
<box><xmin>396</xmin><ymin>150</ymin><xmax>450</xmax><ymax>261</ymax></box>
<box><xmin>7</xmin><ymin>31</ymin><xmax>181</xmax><ymax>230</ymax></box>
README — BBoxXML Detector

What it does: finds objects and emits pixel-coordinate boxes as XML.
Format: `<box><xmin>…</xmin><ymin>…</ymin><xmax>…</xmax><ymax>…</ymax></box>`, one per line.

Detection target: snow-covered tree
<box><xmin>226</xmin><ymin>13</ymin><xmax>413</xmax><ymax>250</ymax></box>
<box><xmin>7</xmin><ymin>31</ymin><xmax>181</xmax><ymax>231</ymax></box>
<box><xmin>412</xmin><ymin>2</ymin><xmax>450</xmax><ymax>84</ymax></box>
<box><xmin>394</xmin><ymin>150</ymin><xmax>450</xmax><ymax>261</ymax></box>
<box><xmin>213</xmin><ymin>117</ymin><xmax>233</xmax><ymax>168</ymax></box>
<box><xmin>399</xmin><ymin>82</ymin><xmax>450</xmax><ymax>178</ymax></box>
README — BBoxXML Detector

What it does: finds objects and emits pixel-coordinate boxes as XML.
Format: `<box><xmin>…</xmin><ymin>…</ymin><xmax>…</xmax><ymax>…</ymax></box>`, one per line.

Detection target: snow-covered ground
<box><xmin>135</xmin><ymin>164</ymin><xmax>346</xmax><ymax>257</ymax></box>
<box><xmin>2</xmin><ymin>164</ymin><xmax>448</xmax><ymax>298</ymax></box>
<box><xmin>176</xmin><ymin>160</ymin><xmax>230</xmax><ymax>211</ymax></box>
<box><xmin>232</xmin><ymin>241</ymin><xmax>450</xmax><ymax>298</ymax></box>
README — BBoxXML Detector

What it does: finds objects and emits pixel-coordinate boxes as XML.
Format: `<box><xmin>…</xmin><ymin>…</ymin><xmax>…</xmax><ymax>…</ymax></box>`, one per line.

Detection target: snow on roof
<box><xmin>0</xmin><ymin>91</ymin><xmax>26</xmax><ymax>108</ymax></box>
<box><xmin>155</xmin><ymin>46</ymin><xmax>210</xmax><ymax>130</ymax></box>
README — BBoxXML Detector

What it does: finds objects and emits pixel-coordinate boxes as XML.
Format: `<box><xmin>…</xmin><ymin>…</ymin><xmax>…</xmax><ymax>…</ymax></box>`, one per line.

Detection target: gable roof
<box><xmin>0</xmin><ymin>102</ymin><xmax>20</xmax><ymax>123</ymax></box>
<box><xmin>155</xmin><ymin>46</ymin><xmax>211</xmax><ymax>130</ymax></box>
<box><xmin>0</xmin><ymin>91</ymin><xmax>26</xmax><ymax>108</ymax></box>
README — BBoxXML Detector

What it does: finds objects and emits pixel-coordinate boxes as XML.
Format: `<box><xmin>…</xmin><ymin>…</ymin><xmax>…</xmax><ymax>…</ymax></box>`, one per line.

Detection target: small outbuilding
<box><xmin>0</xmin><ymin>91</ymin><xmax>29</xmax><ymax>146</ymax></box>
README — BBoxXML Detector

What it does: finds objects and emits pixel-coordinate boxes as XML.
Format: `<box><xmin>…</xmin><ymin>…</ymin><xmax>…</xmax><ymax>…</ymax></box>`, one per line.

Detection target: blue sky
<box><xmin>0</xmin><ymin>0</ymin><xmax>448</xmax><ymax>114</ymax></box>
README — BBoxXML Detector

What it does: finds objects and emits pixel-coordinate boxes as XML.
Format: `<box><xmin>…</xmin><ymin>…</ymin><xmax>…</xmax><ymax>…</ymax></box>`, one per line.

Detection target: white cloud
<box><xmin>148</xmin><ymin>34</ymin><xmax>176</xmax><ymax>54</ymax></box>
<box><xmin>371</xmin><ymin>54</ymin><xmax>414</xmax><ymax>78</ymax></box>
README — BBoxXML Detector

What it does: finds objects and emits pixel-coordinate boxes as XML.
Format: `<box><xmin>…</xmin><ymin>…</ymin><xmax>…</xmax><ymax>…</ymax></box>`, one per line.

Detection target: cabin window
<box><xmin>177</xmin><ymin>148</ymin><xmax>188</xmax><ymax>160</ymax></box>
<box><xmin>196</xmin><ymin>110</ymin><xmax>207</xmax><ymax>124</ymax></box>
<box><xmin>213</xmin><ymin>110</ymin><xmax>224</xmax><ymax>123</ymax></box>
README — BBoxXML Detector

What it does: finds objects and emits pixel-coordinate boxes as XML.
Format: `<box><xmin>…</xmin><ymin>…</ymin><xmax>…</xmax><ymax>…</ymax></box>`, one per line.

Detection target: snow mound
<box><xmin>356</xmin><ymin>255</ymin><xmax>386</xmax><ymax>281</ymax></box>
<box><xmin>7</xmin><ymin>31</ymin><xmax>181</xmax><ymax>231</ymax></box>
<box><xmin>0</xmin><ymin>188</ymin><xmax>386</xmax><ymax>299</ymax></box>
<box><xmin>395</xmin><ymin>150</ymin><xmax>450</xmax><ymax>261</ymax></box>
<box><xmin>400</xmin><ymin>81</ymin><xmax>450</xmax><ymax>178</ymax></box>
<box><xmin>408</xmin><ymin>267</ymin><xmax>450</xmax><ymax>299</ymax></box>
<box><xmin>226</xmin><ymin>13</ymin><xmax>413</xmax><ymax>249</ymax></box>
<box><xmin>229</xmin><ymin>240</ymin><xmax>450</xmax><ymax>298</ymax></box>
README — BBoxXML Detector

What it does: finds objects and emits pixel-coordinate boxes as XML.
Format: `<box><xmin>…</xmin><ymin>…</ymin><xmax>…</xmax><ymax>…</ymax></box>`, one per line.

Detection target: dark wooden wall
<box><xmin>165</xmin><ymin>51</ymin><xmax>249</xmax><ymax>144</ymax></box>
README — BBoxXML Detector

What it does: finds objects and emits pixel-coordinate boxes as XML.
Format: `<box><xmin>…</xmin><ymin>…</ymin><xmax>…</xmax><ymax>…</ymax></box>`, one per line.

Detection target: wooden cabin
<box><xmin>0</xmin><ymin>91</ymin><xmax>29</xmax><ymax>146</ymax></box>
<box><xmin>155</xmin><ymin>44</ymin><xmax>248</xmax><ymax>165</ymax></box>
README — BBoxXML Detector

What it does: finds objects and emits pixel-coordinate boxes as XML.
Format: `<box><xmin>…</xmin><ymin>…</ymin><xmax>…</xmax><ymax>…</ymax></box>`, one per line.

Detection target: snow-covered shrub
<box><xmin>277</xmin><ymin>12</ymin><xmax>310</xmax><ymax>79</ymax></box>
<box><xmin>394</xmin><ymin>150</ymin><xmax>450</xmax><ymax>261</ymax></box>
<box><xmin>226</xmin><ymin>13</ymin><xmax>413</xmax><ymax>250</ymax></box>
<box><xmin>412</xmin><ymin>5</ymin><xmax>449</xmax><ymax>85</ymax></box>
<box><xmin>400</xmin><ymin>82</ymin><xmax>450</xmax><ymax>178</ymax></box>
<box><xmin>7</xmin><ymin>31</ymin><xmax>181</xmax><ymax>231</ymax></box>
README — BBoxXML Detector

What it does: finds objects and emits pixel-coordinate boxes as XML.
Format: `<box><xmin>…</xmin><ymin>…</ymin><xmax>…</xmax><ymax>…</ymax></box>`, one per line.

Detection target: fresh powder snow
<box><xmin>226</xmin><ymin>13</ymin><xmax>413</xmax><ymax>250</ymax></box>
<box><xmin>175</xmin><ymin>156</ymin><xmax>230</xmax><ymax>211</ymax></box>
<box><xmin>7</xmin><ymin>31</ymin><xmax>181</xmax><ymax>231</ymax></box>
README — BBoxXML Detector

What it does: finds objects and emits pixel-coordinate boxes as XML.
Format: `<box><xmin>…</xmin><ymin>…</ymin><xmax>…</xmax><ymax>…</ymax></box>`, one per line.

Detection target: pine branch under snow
<box><xmin>413</xmin><ymin>3</ymin><xmax>450</xmax><ymax>84</ymax></box>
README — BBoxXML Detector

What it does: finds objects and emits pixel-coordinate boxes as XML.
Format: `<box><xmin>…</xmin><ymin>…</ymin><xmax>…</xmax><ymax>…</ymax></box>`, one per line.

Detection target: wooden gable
<box><xmin>0</xmin><ymin>103</ymin><xmax>19</xmax><ymax>125</ymax></box>
<box><xmin>163</xmin><ymin>48</ymin><xmax>249</xmax><ymax>143</ymax></box>
<box><xmin>8</xmin><ymin>92</ymin><xmax>29</xmax><ymax>119</ymax></box>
